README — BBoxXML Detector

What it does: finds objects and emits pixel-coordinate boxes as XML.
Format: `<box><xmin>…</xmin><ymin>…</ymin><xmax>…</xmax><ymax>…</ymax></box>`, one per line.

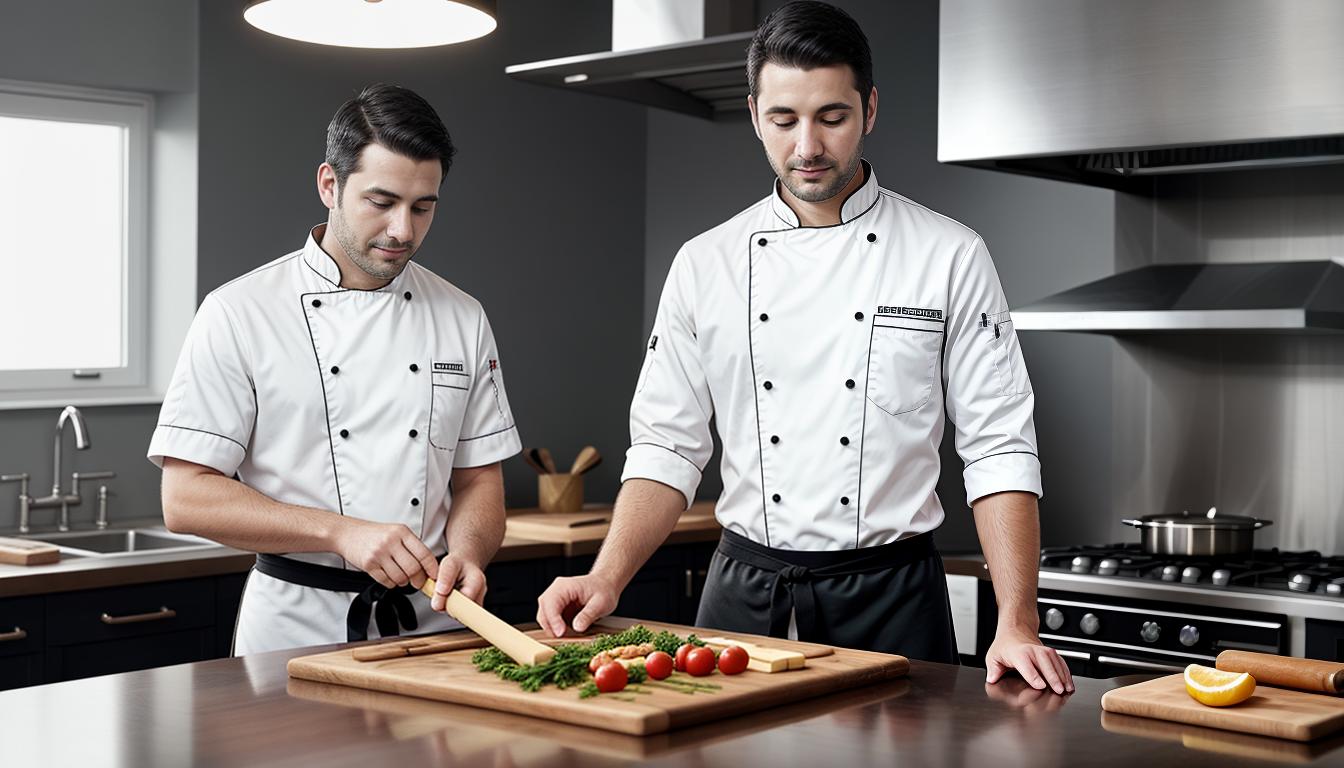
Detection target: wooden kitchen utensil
<box><xmin>523</xmin><ymin>448</ymin><xmax>548</xmax><ymax>475</ymax></box>
<box><xmin>1217</xmin><ymin>651</ymin><xmax>1344</xmax><ymax>694</ymax></box>
<box><xmin>417</xmin><ymin>581</ymin><xmax>555</xmax><ymax>666</ymax></box>
<box><xmin>0</xmin><ymin>537</ymin><xmax>59</xmax><ymax>566</ymax></box>
<box><xmin>537</xmin><ymin>447</ymin><xmax>558</xmax><ymax>474</ymax></box>
<box><xmin>570</xmin><ymin>445</ymin><xmax>602</xmax><ymax>475</ymax></box>
<box><xmin>1101</xmin><ymin>673</ymin><xmax>1344</xmax><ymax>741</ymax></box>
<box><xmin>538</xmin><ymin>472</ymin><xmax>583</xmax><ymax>514</ymax></box>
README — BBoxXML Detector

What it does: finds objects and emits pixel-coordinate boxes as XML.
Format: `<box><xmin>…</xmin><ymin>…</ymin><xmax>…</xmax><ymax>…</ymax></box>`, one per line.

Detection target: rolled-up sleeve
<box><xmin>621</xmin><ymin>248</ymin><xmax>714</xmax><ymax>509</ymax></box>
<box><xmin>943</xmin><ymin>237</ymin><xmax>1043</xmax><ymax>505</ymax></box>
<box><xmin>147</xmin><ymin>293</ymin><xmax>255</xmax><ymax>475</ymax></box>
<box><xmin>454</xmin><ymin>308</ymin><xmax>523</xmax><ymax>468</ymax></box>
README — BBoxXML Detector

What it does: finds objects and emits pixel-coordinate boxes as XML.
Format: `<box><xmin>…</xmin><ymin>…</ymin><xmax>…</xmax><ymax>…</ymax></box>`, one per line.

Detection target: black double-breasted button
<box><xmin>770</xmin><ymin>435</ymin><xmax>780</xmax><ymax>444</ymax></box>
<box><xmin>763</xmin><ymin>381</ymin><xmax>773</xmax><ymax>390</ymax></box>
<box><xmin>339</xmin><ymin>429</ymin><xmax>349</xmax><ymax>438</ymax></box>
<box><xmin>311</xmin><ymin>299</ymin><xmax>322</xmax><ymax>308</ymax></box>
<box><xmin>855</xmin><ymin>311</ymin><xmax>864</xmax><ymax>321</ymax></box>
<box><xmin>410</xmin><ymin>363</ymin><xmax>419</xmax><ymax>373</ymax></box>
<box><xmin>404</xmin><ymin>291</ymin><xmax>413</xmax><ymax>300</ymax></box>
<box><xmin>772</xmin><ymin>493</ymin><xmax>781</xmax><ymax>503</ymax></box>
<box><xmin>757</xmin><ymin>237</ymin><xmax>768</xmax><ymax>246</ymax></box>
<box><xmin>840</xmin><ymin>436</ymin><xmax>850</xmax><ymax>446</ymax></box>
<box><xmin>845</xmin><ymin>379</ymin><xmax>855</xmax><ymax>389</ymax></box>
<box><xmin>330</xmin><ymin>365</ymin><xmax>340</xmax><ymax>374</ymax></box>
<box><xmin>866</xmin><ymin>233</ymin><xmax>877</xmax><ymax>243</ymax></box>
<box><xmin>760</xmin><ymin>313</ymin><xmax>769</xmax><ymax>321</ymax></box>
<box><xmin>411</xmin><ymin>497</ymin><xmax>420</xmax><ymax>506</ymax></box>
<box><xmin>409</xmin><ymin>429</ymin><xmax>418</xmax><ymax>438</ymax></box>
<box><xmin>841</xmin><ymin>496</ymin><xmax>850</xmax><ymax>505</ymax></box>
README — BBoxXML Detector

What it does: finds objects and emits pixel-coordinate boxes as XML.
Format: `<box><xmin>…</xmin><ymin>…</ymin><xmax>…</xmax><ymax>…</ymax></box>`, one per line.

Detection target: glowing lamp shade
<box><xmin>244</xmin><ymin>0</ymin><xmax>497</xmax><ymax>49</ymax></box>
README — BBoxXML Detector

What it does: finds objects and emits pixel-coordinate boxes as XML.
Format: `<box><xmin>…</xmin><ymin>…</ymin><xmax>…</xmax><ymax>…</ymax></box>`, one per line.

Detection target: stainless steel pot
<box><xmin>1121</xmin><ymin>511</ymin><xmax>1272</xmax><ymax>556</ymax></box>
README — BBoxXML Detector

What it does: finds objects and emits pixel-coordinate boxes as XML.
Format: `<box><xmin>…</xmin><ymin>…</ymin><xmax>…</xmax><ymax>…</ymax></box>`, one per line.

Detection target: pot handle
<box><xmin>1120</xmin><ymin>518</ymin><xmax>1148</xmax><ymax>528</ymax></box>
<box><xmin>1254</xmin><ymin>519</ymin><xmax>1274</xmax><ymax>529</ymax></box>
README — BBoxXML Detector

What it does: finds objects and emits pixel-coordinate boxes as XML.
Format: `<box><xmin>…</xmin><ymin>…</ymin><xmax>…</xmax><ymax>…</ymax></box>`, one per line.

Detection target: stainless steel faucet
<box><xmin>1</xmin><ymin>406</ymin><xmax>115</xmax><ymax>533</ymax></box>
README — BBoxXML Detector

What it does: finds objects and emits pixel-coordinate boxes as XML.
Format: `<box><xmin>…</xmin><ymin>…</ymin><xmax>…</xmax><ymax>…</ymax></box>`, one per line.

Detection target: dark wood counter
<box><xmin>5</xmin><ymin>632</ymin><xmax>1343</xmax><ymax>767</ymax></box>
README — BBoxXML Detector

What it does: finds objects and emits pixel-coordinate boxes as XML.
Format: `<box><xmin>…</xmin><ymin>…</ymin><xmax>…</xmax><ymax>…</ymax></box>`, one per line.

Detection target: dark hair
<box><xmin>325</xmin><ymin>83</ymin><xmax>455</xmax><ymax>189</ymax></box>
<box><xmin>747</xmin><ymin>1</ymin><xmax>874</xmax><ymax>117</ymax></box>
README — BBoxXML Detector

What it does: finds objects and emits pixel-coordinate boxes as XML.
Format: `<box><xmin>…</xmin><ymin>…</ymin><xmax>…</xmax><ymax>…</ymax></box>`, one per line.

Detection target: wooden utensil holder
<box><xmin>538</xmin><ymin>473</ymin><xmax>583</xmax><ymax>514</ymax></box>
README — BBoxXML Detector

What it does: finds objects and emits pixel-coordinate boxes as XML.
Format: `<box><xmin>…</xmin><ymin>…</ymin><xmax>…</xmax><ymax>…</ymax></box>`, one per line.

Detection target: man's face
<box><xmin>749</xmin><ymin>62</ymin><xmax>877</xmax><ymax>203</ymax></box>
<box><xmin>319</xmin><ymin>143</ymin><xmax>442</xmax><ymax>283</ymax></box>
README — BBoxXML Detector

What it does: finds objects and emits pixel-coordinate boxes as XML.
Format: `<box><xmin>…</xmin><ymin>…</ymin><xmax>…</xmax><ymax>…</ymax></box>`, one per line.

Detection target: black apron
<box><xmin>254</xmin><ymin>554</ymin><xmax>421</xmax><ymax>642</ymax></box>
<box><xmin>695</xmin><ymin>529</ymin><xmax>959</xmax><ymax>663</ymax></box>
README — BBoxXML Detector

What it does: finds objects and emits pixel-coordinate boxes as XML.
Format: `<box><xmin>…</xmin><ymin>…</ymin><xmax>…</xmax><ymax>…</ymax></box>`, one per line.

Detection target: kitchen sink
<box><xmin>30</xmin><ymin>528</ymin><xmax>219</xmax><ymax>556</ymax></box>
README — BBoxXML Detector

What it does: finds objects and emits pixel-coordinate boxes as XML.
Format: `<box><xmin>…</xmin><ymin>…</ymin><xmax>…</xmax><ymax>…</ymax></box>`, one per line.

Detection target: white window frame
<box><xmin>0</xmin><ymin>79</ymin><xmax>184</xmax><ymax>409</ymax></box>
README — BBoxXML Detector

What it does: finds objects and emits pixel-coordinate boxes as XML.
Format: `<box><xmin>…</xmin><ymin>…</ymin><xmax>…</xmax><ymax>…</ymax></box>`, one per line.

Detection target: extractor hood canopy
<box><xmin>938</xmin><ymin>0</ymin><xmax>1344</xmax><ymax>191</ymax></box>
<box><xmin>1012</xmin><ymin>261</ymin><xmax>1344</xmax><ymax>334</ymax></box>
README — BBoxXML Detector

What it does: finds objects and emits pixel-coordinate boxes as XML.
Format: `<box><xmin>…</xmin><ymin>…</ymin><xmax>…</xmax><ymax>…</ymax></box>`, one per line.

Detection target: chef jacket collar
<box><xmin>768</xmin><ymin>160</ymin><xmax>879</xmax><ymax>229</ymax></box>
<box><xmin>302</xmin><ymin>224</ymin><xmax>413</xmax><ymax>293</ymax></box>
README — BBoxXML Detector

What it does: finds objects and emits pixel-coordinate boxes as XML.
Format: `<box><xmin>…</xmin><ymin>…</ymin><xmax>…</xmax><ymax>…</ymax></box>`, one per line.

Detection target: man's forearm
<box><xmin>972</xmin><ymin>491</ymin><xmax>1042</xmax><ymax>633</ymax></box>
<box><xmin>444</xmin><ymin>464</ymin><xmax>506</xmax><ymax>566</ymax></box>
<box><xmin>589</xmin><ymin>478</ymin><xmax>686</xmax><ymax>590</ymax></box>
<box><xmin>161</xmin><ymin>458</ymin><xmax>344</xmax><ymax>553</ymax></box>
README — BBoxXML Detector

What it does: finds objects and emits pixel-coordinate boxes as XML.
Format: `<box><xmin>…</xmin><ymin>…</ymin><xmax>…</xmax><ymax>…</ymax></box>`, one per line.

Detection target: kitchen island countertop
<box><xmin>4</xmin><ymin>626</ymin><xmax>1343</xmax><ymax>767</ymax></box>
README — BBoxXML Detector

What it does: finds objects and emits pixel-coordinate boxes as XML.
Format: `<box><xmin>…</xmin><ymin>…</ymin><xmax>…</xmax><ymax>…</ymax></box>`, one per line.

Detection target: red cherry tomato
<box><xmin>644</xmin><ymin>651</ymin><xmax>674</xmax><ymax>680</ymax></box>
<box><xmin>594</xmin><ymin>661</ymin><xmax>628</xmax><ymax>693</ymax></box>
<box><xmin>685</xmin><ymin>646</ymin><xmax>717</xmax><ymax>677</ymax></box>
<box><xmin>717</xmin><ymin>645</ymin><xmax>749</xmax><ymax>675</ymax></box>
<box><xmin>674</xmin><ymin>643</ymin><xmax>694</xmax><ymax>672</ymax></box>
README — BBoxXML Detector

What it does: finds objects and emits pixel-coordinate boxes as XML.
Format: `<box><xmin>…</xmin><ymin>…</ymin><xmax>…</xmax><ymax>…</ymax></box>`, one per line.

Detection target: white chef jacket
<box><xmin>623</xmin><ymin>162</ymin><xmax>1041</xmax><ymax>551</ymax></box>
<box><xmin>147</xmin><ymin>227</ymin><xmax>522</xmax><ymax>653</ymax></box>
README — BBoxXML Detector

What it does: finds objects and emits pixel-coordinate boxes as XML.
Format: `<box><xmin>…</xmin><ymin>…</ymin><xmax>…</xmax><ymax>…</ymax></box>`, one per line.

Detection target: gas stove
<box><xmin>1040</xmin><ymin>544</ymin><xmax>1344</xmax><ymax>596</ymax></box>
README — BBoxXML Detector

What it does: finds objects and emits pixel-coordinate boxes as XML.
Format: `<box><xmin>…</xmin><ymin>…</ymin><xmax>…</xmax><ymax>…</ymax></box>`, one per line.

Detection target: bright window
<box><xmin>0</xmin><ymin>82</ymin><xmax>150</xmax><ymax>396</ymax></box>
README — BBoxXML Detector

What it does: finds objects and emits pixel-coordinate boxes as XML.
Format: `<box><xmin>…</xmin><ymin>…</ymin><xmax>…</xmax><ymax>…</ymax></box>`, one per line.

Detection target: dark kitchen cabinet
<box><xmin>566</xmin><ymin>541</ymin><xmax>718</xmax><ymax>625</ymax></box>
<box><xmin>482</xmin><ymin>558</ymin><xmax>556</xmax><ymax>625</ymax></box>
<box><xmin>0</xmin><ymin>596</ymin><xmax>44</xmax><ymax>690</ymax></box>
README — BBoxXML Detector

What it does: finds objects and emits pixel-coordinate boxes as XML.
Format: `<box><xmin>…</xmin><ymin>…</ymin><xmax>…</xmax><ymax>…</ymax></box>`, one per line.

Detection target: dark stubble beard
<box><xmin>773</xmin><ymin>135</ymin><xmax>864</xmax><ymax>203</ymax></box>
<box><xmin>331</xmin><ymin>202</ymin><xmax>416</xmax><ymax>282</ymax></box>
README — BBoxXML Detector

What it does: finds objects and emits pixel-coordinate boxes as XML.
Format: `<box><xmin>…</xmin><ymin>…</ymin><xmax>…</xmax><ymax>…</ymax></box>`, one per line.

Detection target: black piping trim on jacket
<box><xmin>300</xmin><ymin>289</ymin><xmax>348</xmax><ymax>533</ymax></box>
<box><xmin>767</xmin><ymin>192</ymin><xmax>880</xmax><ymax>232</ymax></box>
<box><xmin>964</xmin><ymin>450</ymin><xmax>1039</xmax><ymax>469</ymax></box>
<box><xmin>856</xmin><ymin>311</ymin><xmax>877</xmax><ymax>550</ymax></box>
<box><xmin>432</xmin><ymin>383</ymin><xmax>469</xmax><ymax>391</ymax></box>
<box><xmin>769</xmin><ymin>160</ymin><xmax>877</xmax><ymax>229</ymax></box>
<box><xmin>630</xmin><ymin>442</ymin><xmax>705</xmax><ymax>475</ymax></box>
<box><xmin>872</xmin><ymin>324</ymin><xmax>944</xmax><ymax>334</ymax></box>
<box><xmin>156</xmin><ymin>423</ymin><xmax>247</xmax><ymax>451</ymax></box>
<box><xmin>459</xmin><ymin>424</ymin><xmax>517</xmax><ymax>443</ymax></box>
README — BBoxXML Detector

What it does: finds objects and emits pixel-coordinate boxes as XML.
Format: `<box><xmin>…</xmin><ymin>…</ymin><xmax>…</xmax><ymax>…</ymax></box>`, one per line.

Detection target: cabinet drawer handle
<box><xmin>100</xmin><ymin>606</ymin><xmax>176</xmax><ymax>625</ymax></box>
<box><xmin>684</xmin><ymin>569</ymin><xmax>693</xmax><ymax>599</ymax></box>
<box><xmin>0</xmin><ymin>626</ymin><xmax>27</xmax><ymax>642</ymax></box>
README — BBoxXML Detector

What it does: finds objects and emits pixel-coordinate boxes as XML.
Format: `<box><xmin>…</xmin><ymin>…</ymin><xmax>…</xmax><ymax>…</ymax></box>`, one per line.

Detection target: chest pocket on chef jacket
<box><xmin>429</xmin><ymin>370</ymin><xmax>470</xmax><ymax>450</ymax></box>
<box><xmin>984</xmin><ymin>311</ymin><xmax>1031</xmax><ymax>396</ymax></box>
<box><xmin>867</xmin><ymin>324</ymin><xmax>943</xmax><ymax>416</ymax></box>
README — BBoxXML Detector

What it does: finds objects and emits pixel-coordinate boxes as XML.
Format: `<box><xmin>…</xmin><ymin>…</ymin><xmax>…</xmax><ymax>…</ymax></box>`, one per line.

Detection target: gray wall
<box><xmin>0</xmin><ymin>0</ymin><xmax>648</xmax><ymax>531</ymax></box>
<box><xmin>643</xmin><ymin>0</ymin><xmax>1118</xmax><ymax>551</ymax></box>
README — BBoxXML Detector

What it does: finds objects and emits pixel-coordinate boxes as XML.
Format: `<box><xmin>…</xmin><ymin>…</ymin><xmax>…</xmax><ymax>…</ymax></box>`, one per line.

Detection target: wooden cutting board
<box><xmin>0</xmin><ymin>537</ymin><xmax>60</xmax><ymax>566</ymax></box>
<box><xmin>506</xmin><ymin>501</ymin><xmax>717</xmax><ymax>544</ymax></box>
<box><xmin>288</xmin><ymin>620</ymin><xmax>908</xmax><ymax>736</ymax></box>
<box><xmin>1101</xmin><ymin>673</ymin><xmax>1344</xmax><ymax>741</ymax></box>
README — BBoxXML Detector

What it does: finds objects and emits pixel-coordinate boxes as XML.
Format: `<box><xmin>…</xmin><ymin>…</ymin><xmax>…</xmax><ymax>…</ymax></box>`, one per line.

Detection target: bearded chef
<box><xmin>538</xmin><ymin>2</ymin><xmax>1073</xmax><ymax>695</ymax></box>
<box><xmin>148</xmin><ymin>84</ymin><xmax>521</xmax><ymax>654</ymax></box>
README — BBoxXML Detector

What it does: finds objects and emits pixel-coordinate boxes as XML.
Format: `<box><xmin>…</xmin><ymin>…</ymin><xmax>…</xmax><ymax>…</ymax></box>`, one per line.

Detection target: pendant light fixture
<box><xmin>244</xmin><ymin>0</ymin><xmax>497</xmax><ymax>49</ymax></box>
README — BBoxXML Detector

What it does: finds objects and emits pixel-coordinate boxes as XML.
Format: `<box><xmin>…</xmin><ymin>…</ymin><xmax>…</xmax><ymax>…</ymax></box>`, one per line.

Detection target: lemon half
<box><xmin>1184</xmin><ymin>663</ymin><xmax>1255</xmax><ymax>707</ymax></box>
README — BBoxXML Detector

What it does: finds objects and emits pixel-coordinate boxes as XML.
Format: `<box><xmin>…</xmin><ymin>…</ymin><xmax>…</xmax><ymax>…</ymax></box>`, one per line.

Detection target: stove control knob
<box><xmin>1141</xmin><ymin>621</ymin><xmax>1161</xmax><ymax>643</ymax></box>
<box><xmin>1179</xmin><ymin>625</ymin><xmax>1200</xmax><ymax>647</ymax></box>
<box><xmin>1070</xmin><ymin>556</ymin><xmax>1093</xmax><ymax>574</ymax></box>
<box><xmin>1211</xmin><ymin>569</ymin><xmax>1232</xmax><ymax>587</ymax></box>
<box><xmin>1045</xmin><ymin>608</ymin><xmax>1065</xmax><ymax>631</ymax></box>
<box><xmin>1080</xmin><ymin>613</ymin><xmax>1100</xmax><ymax>636</ymax></box>
<box><xmin>1097</xmin><ymin>558</ymin><xmax>1120</xmax><ymax>576</ymax></box>
<box><xmin>1161</xmin><ymin>565</ymin><xmax>1180</xmax><ymax>582</ymax></box>
<box><xmin>1289</xmin><ymin>573</ymin><xmax>1315</xmax><ymax>593</ymax></box>
<box><xmin>1181</xmin><ymin>566</ymin><xmax>1202</xmax><ymax>584</ymax></box>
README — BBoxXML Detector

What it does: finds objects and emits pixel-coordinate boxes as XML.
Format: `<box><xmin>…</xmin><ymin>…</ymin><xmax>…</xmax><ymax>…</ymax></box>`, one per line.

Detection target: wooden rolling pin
<box><xmin>1216</xmin><ymin>650</ymin><xmax>1344</xmax><ymax>694</ymax></box>
<box><xmin>418</xmin><ymin>581</ymin><xmax>556</xmax><ymax>666</ymax></box>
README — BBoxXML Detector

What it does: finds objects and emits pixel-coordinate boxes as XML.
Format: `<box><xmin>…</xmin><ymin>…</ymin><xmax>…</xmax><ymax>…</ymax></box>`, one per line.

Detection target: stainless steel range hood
<box><xmin>1012</xmin><ymin>261</ymin><xmax>1344</xmax><ymax>333</ymax></box>
<box><xmin>938</xmin><ymin>0</ymin><xmax>1344</xmax><ymax>191</ymax></box>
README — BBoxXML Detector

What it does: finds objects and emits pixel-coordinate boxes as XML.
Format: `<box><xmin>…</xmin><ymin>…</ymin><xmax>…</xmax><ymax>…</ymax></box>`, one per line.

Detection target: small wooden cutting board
<box><xmin>1101</xmin><ymin>673</ymin><xmax>1344</xmax><ymax>742</ymax></box>
<box><xmin>0</xmin><ymin>537</ymin><xmax>60</xmax><ymax>566</ymax></box>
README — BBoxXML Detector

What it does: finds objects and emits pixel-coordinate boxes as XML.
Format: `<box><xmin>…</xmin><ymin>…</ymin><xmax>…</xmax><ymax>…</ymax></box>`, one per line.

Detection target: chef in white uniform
<box><xmin>538</xmin><ymin>2</ymin><xmax>1073</xmax><ymax>695</ymax></box>
<box><xmin>148</xmin><ymin>84</ymin><xmax>521</xmax><ymax>654</ymax></box>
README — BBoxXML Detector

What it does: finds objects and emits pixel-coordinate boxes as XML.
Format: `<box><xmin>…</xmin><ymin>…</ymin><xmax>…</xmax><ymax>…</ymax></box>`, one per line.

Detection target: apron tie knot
<box><xmin>778</xmin><ymin>565</ymin><xmax>812</xmax><ymax>583</ymax></box>
<box><xmin>347</xmin><ymin>583</ymin><xmax>420</xmax><ymax>642</ymax></box>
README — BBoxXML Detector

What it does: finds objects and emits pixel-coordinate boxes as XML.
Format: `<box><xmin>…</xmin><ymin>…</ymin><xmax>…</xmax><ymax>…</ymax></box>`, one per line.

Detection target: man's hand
<box><xmin>336</xmin><ymin>518</ymin><xmax>439</xmax><ymax>590</ymax></box>
<box><xmin>535</xmin><ymin>573</ymin><xmax>620</xmax><ymax>637</ymax></box>
<box><xmin>430</xmin><ymin>553</ymin><xmax>488</xmax><ymax>611</ymax></box>
<box><xmin>984</xmin><ymin>625</ymin><xmax>1074</xmax><ymax>695</ymax></box>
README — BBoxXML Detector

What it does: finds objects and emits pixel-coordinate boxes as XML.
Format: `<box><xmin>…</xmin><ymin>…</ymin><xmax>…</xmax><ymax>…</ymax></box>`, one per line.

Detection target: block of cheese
<box><xmin>419</xmin><ymin>581</ymin><xmax>555</xmax><ymax>665</ymax></box>
<box><xmin>700</xmin><ymin>636</ymin><xmax>808</xmax><ymax>672</ymax></box>
<box><xmin>0</xmin><ymin>537</ymin><xmax>60</xmax><ymax>566</ymax></box>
